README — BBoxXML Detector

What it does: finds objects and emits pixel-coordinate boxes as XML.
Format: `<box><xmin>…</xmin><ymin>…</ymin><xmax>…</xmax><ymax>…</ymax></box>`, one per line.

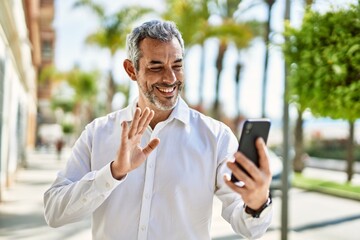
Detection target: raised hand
<box><xmin>111</xmin><ymin>107</ymin><xmax>160</xmax><ymax>180</ymax></box>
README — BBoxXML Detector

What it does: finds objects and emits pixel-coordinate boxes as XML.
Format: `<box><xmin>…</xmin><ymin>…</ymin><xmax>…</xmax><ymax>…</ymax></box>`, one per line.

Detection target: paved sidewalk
<box><xmin>1</xmin><ymin>149</ymin><xmax>360</xmax><ymax>239</ymax></box>
<box><xmin>0</xmin><ymin>148</ymin><xmax>91</xmax><ymax>240</ymax></box>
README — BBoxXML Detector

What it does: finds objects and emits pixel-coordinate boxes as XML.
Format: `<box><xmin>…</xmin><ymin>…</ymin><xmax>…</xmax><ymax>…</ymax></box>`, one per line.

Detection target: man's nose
<box><xmin>162</xmin><ymin>67</ymin><xmax>177</xmax><ymax>84</ymax></box>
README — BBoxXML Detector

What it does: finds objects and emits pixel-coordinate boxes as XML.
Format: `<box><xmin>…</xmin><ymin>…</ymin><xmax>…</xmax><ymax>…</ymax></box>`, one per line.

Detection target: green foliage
<box><xmin>39</xmin><ymin>65</ymin><xmax>64</xmax><ymax>83</ymax></box>
<box><xmin>283</xmin><ymin>4</ymin><xmax>360</xmax><ymax>121</ymax></box>
<box><xmin>162</xmin><ymin>0</ymin><xmax>210</xmax><ymax>46</ymax></box>
<box><xmin>51</xmin><ymin>97</ymin><xmax>75</xmax><ymax>113</ymax></box>
<box><xmin>205</xmin><ymin>20</ymin><xmax>254</xmax><ymax>48</ymax></box>
<box><xmin>67</xmin><ymin>69</ymin><xmax>99</xmax><ymax>102</ymax></box>
<box><xmin>74</xmin><ymin>0</ymin><xmax>153</xmax><ymax>55</ymax></box>
<box><xmin>305</xmin><ymin>138</ymin><xmax>360</xmax><ymax>162</ymax></box>
<box><xmin>163</xmin><ymin>0</ymin><xmax>258</xmax><ymax>48</ymax></box>
<box><xmin>62</xmin><ymin>122</ymin><xmax>75</xmax><ymax>134</ymax></box>
<box><xmin>49</xmin><ymin>67</ymin><xmax>101</xmax><ymax>119</ymax></box>
<box><xmin>86</xmin><ymin>6</ymin><xmax>153</xmax><ymax>55</ymax></box>
<box><xmin>293</xmin><ymin>173</ymin><xmax>360</xmax><ymax>200</ymax></box>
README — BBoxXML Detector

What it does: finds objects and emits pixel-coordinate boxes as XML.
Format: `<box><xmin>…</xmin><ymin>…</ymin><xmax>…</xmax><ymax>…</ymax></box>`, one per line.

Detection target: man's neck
<box><xmin>136</xmin><ymin>101</ymin><xmax>173</xmax><ymax>129</ymax></box>
<box><xmin>149</xmin><ymin>109</ymin><xmax>172</xmax><ymax>129</ymax></box>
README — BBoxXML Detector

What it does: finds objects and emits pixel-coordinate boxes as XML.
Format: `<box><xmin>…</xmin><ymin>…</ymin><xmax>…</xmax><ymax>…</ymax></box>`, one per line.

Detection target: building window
<box><xmin>41</xmin><ymin>40</ymin><xmax>53</xmax><ymax>61</ymax></box>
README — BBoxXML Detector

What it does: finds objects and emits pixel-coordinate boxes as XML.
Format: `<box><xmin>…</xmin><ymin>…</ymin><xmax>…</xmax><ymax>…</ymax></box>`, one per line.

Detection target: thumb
<box><xmin>143</xmin><ymin>138</ymin><xmax>160</xmax><ymax>156</ymax></box>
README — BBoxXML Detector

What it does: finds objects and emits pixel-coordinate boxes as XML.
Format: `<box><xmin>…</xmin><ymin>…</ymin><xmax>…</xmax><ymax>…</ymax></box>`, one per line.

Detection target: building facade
<box><xmin>0</xmin><ymin>0</ymin><xmax>55</xmax><ymax>201</ymax></box>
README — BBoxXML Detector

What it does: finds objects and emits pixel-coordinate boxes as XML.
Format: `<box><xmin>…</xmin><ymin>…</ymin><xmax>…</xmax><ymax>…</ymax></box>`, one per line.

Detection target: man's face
<box><xmin>135</xmin><ymin>37</ymin><xmax>184</xmax><ymax>111</ymax></box>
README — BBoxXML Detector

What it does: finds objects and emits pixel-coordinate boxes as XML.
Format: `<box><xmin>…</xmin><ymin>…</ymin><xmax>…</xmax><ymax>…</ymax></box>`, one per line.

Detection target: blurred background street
<box><xmin>1</xmin><ymin>0</ymin><xmax>360</xmax><ymax>239</ymax></box>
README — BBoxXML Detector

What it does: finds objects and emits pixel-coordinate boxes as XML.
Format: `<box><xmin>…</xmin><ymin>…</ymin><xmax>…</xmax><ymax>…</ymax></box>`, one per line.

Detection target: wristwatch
<box><xmin>244</xmin><ymin>192</ymin><xmax>272</xmax><ymax>218</ymax></box>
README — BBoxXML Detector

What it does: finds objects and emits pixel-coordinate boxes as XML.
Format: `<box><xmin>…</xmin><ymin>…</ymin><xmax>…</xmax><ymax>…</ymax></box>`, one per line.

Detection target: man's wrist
<box><xmin>110</xmin><ymin>161</ymin><xmax>127</xmax><ymax>180</ymax></box>
<box><xmin>244</xmin><ymin>192</ymin><xmax>272</xmax><ymax>218</ymax></box>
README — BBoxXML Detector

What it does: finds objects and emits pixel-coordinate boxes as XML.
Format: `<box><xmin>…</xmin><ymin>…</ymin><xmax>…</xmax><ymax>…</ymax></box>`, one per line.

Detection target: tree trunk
<box><xmin>305</xmin><ymin>0</ymin><xmax>314</xmax><ymax>6</ymax></box>
<box><xmin>293</xmin><ymin>108</ymin><xmax>305</xmax><ymax>173</ymax></box>
<box><xmin>107</xmin><ymin>71</ymin><xmax>116</xmax><ymax>113</ymax></box>
<box><xmin>235</xmin><ymin>61</ymin><xmax>242</xmax><ymax>118</ymax></box>
<box><xmin>261</xmin><ymin>0</ymin><xmax>276</xmax><ymax>118</ymax></box>
<box><xmin>213</xmin><ymin>42</ymin><xmax>228</xmax><ymax>119</ymax></box>
<box><xmin>234</xmin><ymin>60</ymin><xmax>243</xmax><ymax>135</ymax></box>
<box><xmin>346</xmin><ymin>120</ymin><xmax>355</xmax><ymax>182</ymax></box>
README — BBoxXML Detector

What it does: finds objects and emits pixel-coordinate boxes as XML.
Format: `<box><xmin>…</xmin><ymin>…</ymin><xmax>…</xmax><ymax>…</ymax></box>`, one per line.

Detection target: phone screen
<box><xmin>231</xmin><ymin>119</ymin><xmax>271</xmax><ymax>183</ymax></box>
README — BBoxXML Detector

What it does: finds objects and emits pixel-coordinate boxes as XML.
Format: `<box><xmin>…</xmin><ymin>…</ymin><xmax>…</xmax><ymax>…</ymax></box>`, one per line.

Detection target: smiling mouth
<box><xmin>156</xmin><ymin>86</ymin><xmax>176</xmax><ymax>94</ymax></box>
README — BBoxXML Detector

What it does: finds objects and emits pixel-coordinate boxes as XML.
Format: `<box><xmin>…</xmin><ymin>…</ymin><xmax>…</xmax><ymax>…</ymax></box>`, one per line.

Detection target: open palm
<box><xmin>111</xmin><ymin>107</ymin><xmax>160</xmax><ymax>179</ymax></box>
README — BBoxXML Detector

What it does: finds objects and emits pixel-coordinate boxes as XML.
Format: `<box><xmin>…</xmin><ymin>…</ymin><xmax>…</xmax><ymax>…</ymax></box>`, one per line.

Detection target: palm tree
<box><xmin>66</xmin><ymin>67</ymin><xmax>99</xmax><ymax>132</ymax></box>
<box><xmin>74</xmin><ymin>0</ymin><xmax>153</xmax><ymax>112</ymax></box>
<box><xmin>207</xmin><ymin>0</ymin><xmax>255</xmax><ymax>119</ymax></box>
<box><xmin>162</xmin><ymin>0</ymin><xmax>210</xmax><ymax>106</ymax></box>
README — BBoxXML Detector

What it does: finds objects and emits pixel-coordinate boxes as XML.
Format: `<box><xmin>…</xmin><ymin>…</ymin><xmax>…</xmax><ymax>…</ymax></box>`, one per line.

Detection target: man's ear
<box><xmin>123</xmin><ymin>59</ymin><xmax>137</xmax><ymax>81</ymax></box>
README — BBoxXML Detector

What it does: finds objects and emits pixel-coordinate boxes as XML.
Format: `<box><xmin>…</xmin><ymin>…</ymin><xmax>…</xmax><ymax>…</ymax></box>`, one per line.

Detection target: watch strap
<box><xmin>244</xmin><ymin>192</ymin><xmax>272</xmax><ymax>218</ymax></box>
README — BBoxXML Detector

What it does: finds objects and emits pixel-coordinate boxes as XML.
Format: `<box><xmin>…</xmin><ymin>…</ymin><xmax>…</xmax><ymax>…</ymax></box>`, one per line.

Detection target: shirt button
<box><xmin>141</xmin><ymin>225</ymin><xmax>146</xmax><ymax>231</ymax></box>
<box><xmin>148</xmin><ymin>163</ymin><xmax>153</xmax><ymax>168</ymax></box>
<box><xmin>105</xmin><ymin>182</ymin><xmax>111</xmax><ymax>189</ymax></box>
<box><xmin>82</xmin><ymin>198</ymin><xmax>87</xmax><ymax>203</ymax></box>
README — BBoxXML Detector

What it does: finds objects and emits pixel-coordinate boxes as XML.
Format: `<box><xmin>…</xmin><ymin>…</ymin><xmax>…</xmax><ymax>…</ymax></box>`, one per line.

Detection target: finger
<box><xmin>234</xmin><ymin>152</ymin><xmax>259</xmax><ymax>181</ymax></box>
<box><xmin>223</xmin><ymin>174</ymin><xmax>247</xmax><ymax>195</ymax></box>
<box><xmin>236</xmin><ymin>150</ymin><xmax>265</xmax><ymax>184</ymax></box>
<box><xmin>143</xmin><ymin>138</ymin><xmax>160</xmax><ymax>156</ymax></box>
<box><xmin>138</xmin><ymin>110</ymin><xmax>154</xmax><ymax>135</ymax></box>
<box><xmin>227</xmin><ymin>161</ymin><xmax>255</xmax><ymax>189</ymax></box>
<box><xmin>119</xmin><ymin>121</ymin><xmax>129</xmax><ymax>157</ymax></box>
<box><xmin>128</xmin><ymin>108</ymin><xmax>141</xmax><ymax>137</ymax></box>
<box><xmin>227</xmin><ymin>159</ymin><xmax>248</xmax><ymax>182</ymax></box>
<box><xmin>137</xmin><ymin>108</ymin><xmax>151</xmax><ymax>133</ymax></box>
<box><xmin>121</xmin><ymin>121</ymin><xmax>129</xmax><ymax>141</ymax></box>
<box><xmin>256</xmin><ymin>138</ymin><xmax>271</xmax><ymax>175</ymax></box>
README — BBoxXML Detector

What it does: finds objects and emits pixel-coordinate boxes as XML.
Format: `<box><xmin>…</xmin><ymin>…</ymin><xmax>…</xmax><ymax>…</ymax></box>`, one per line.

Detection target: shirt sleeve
<box><xmin>43</xmin><ymin>124</ymin><xmax>125</xmax><ymax>228</ymax></box>
<box><xmin>214</xmin><ymin>126</ymin><xmax>273</xmax><ymax>239</ymax></box>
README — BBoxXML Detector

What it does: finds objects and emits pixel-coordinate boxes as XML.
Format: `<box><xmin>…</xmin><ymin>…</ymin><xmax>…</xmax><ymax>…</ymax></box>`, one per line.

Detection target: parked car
<box><xmin>269</xmin><ymin>150</ymin><xmax>283</xmax><ymax>190</ymax></box>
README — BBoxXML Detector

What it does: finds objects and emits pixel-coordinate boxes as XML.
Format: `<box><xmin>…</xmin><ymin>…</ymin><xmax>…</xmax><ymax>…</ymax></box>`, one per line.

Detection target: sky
<box><xmin>53</xmin><ymin>0</ymin><xmax>359</xmax><ymax>141</ymax></box>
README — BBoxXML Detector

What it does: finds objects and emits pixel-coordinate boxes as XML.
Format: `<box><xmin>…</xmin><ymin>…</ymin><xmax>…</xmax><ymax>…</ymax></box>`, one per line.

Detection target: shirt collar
<box><xmin>168</xmin><ymin>97</ymin><xmax>190</xmax><ymax>126</ymax></box>
<box><xmin>125</xmin><ymin>97</ymin><xmax>190</xmax><ymax>126</ymax></box>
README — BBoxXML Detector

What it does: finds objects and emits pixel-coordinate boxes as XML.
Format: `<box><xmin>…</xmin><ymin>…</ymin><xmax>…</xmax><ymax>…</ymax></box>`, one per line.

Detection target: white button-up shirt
<box><xmin>44</xmin><ymin>98</ymin><xmax>272</xmax><ymax>240</ymax></box>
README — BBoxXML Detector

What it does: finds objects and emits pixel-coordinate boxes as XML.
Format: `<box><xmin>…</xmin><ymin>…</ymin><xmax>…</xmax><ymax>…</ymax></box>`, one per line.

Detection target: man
<box><xmin>44</xmin><ymin>20</ymin><xmax>272</xmax><ymax>240</ymax></box>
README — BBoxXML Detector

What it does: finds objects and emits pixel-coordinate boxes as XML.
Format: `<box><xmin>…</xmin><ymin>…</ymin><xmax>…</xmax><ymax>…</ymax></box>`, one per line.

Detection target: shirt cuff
<box><xmin>94</xmin><ymin>162</ymin><xmax>126</xmax><ymax>192</ymax></box>
<box><xmin>243</xmin><ymin>203</ymin><xmax>273</xmax><ymax>221</ymax></box>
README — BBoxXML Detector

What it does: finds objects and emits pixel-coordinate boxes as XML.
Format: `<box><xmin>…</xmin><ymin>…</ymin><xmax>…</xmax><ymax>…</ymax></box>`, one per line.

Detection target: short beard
<box><xmin>140</xmin><ymin>82</ymin><xmax>183</xmax><ymax>111</ymax></box>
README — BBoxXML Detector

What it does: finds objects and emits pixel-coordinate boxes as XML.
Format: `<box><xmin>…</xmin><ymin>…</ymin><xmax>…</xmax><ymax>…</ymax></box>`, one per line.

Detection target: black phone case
<box><xmin>231</xmin><ymin>119</ymin><xmax>271</xmax><ymax>183</ymax></box>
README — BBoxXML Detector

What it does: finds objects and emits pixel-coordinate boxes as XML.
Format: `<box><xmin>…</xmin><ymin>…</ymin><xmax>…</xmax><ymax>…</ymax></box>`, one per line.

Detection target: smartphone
<box><xmin>231</xmin><ymin>119</ymin><xmax>271</xmax><ymax>183</ymax></box>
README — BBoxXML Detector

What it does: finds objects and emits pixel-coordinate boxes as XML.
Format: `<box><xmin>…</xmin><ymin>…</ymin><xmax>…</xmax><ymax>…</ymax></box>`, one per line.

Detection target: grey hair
<box><xmin>126</xmin><ymin>20</ymin><xmax>185</xmax><ymax>71</ymax></box>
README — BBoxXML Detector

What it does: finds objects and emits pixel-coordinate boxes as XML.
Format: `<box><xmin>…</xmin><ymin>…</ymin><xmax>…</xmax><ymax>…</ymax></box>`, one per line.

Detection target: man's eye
<box><xmin>150</xmin><ymin>67</ymin><xmax>162</xmax><ymax>72</ymax></box>
<box><xmin>173</xmin><ymin>65</ymin><xmax>183</xmax><ymax>70</ymax></box>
